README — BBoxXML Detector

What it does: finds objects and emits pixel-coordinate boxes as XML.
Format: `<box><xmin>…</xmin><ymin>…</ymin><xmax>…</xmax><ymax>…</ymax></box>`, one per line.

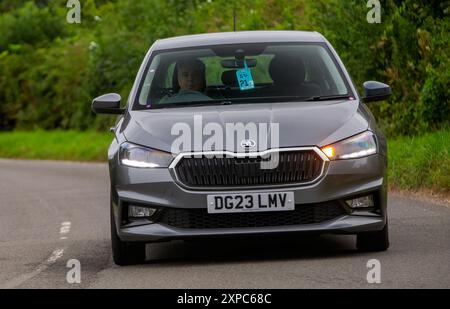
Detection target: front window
<box><xmin>135</xmin><ymin>43</ymin><xmax>351</xmax><ymax>109</ymax></box>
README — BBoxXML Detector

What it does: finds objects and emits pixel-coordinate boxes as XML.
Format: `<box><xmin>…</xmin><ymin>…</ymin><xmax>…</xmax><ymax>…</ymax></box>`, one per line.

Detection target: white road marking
<box><xmin>60</xmin><ymin>221</ymin><xmax>71</xmax><ymax>234</ymax></box>
<box><xmin>59</xmin><ymin>221</ymin><xmax>71</xmax><ymax>240</ymax></box>
<box><xmin>47</xmin><ymin>248</ymin><xmax>64</xmax><ymax>263</ymax></box>
<box><xmin>0</xmin><ymin>221</ymin><xmax>72</xmax><ymax>288</ymax></box>
<box><xmin>0</xmin><ymin>248</ymin><xmax>65</xmax><ymax>289</ymax></box>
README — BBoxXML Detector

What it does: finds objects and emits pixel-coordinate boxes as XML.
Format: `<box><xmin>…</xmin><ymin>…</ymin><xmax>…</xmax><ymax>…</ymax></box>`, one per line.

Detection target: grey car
<box><xmin>92</xmin><ymin>31</ymin><xmax>391</xmax><ymax>266</ymax></box>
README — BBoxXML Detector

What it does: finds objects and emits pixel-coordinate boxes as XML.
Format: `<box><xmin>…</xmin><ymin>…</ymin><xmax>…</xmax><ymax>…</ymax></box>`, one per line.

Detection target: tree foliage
<box><xmin>0</xmin><ymin>0</ymin><xmax>448</xmax><ymax>135</ymax></box>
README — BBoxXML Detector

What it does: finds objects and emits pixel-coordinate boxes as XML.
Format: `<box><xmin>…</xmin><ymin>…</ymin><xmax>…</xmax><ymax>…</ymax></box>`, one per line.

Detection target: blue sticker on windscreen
<box><xmin>236</xmin><ymin>61</ymin><xmax>255</xmax><ymax>91</ymax></box>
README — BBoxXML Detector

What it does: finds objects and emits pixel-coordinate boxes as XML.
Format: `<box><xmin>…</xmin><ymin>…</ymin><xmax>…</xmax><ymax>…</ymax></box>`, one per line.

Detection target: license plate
<box><xmin>207</xmin><ymin>192</ymin><xmax>295</xmax><ymax>214</ymax></box>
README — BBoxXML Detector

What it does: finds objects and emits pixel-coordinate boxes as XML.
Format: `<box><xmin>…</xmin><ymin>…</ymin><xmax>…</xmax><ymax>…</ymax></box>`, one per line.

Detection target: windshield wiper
<box><xmin>221</xmin><ymin>95</ymin><xmax>352</xmax><ymax>103</ymax></box>
<box><xmin>304</xmin><ymin>94</ymin><xmax>352</xmax><ymax>101</ymax></box>
<box><xmin>152</xmin><ymin>100</ymin><xmax>232</xmax><ymax>109</ymax></box>
<box><xmin>150</xmin><ymin>95</ymin><xmax>352</xmax><ymax>109</ymax></box>
<box><xmin>226</xmin><ymin>96</ymin><xmax>312</xmax><ymax>103</ymax></box>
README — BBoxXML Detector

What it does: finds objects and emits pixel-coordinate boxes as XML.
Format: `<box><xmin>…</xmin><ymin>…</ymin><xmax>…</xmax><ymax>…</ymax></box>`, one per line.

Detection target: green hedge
<box><xmin>0</xmin><ymin>0</ymin><xmax>449</xmax><ymax>136</ymax></box>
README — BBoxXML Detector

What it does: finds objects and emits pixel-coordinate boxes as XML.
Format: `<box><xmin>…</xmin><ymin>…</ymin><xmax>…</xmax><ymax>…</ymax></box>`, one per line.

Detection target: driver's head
<box><xmin>177</xmin><ymin>58</ymin><xmax>206</xmax><ymax>92</ymax></box>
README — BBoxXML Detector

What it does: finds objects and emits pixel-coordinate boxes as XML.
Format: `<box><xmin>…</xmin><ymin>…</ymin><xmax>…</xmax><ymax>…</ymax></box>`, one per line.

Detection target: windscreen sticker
<box><xmin>236</xmin><ymin>61</ymin><xmax>255</xmax><ymax>91</ymax></box>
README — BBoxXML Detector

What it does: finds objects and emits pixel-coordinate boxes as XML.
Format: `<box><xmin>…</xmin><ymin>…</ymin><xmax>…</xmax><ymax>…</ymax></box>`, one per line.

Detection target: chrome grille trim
<box><xmin>169</xmin><ymin>147</ymin><xmax>329</xmax><ymax>191</ymax></box>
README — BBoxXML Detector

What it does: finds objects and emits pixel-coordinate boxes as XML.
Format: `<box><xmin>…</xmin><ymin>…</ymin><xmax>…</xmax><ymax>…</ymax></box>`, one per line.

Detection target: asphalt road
<box><xmin>0</xmin><ymin>159</ymin><xmax>449</xmax><ymax>289</ymax></box>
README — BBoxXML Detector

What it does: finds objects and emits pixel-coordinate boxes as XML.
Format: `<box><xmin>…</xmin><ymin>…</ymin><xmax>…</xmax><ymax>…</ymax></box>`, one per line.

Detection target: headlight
<box><xmin>321</xmin><ymin>131</ymin><xmax>377</xmax><ymax>160</ymax></box>
<box><xmin>119</xmin><ymin>142</ymin><xmax>173</xmax><ymax>168</ymax></box>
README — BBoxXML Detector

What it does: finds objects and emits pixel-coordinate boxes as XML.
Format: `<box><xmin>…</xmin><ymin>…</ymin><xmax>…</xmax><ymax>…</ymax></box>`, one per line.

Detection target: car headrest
<box><xmin>269</xmin><ymin>55</ymin><xmax>306</xmax><ymax>86</ymax></box>
<box><xmin>221</xmin><ymin>70</ymin><xmax>238</xmax><ymax>87</ymax></box>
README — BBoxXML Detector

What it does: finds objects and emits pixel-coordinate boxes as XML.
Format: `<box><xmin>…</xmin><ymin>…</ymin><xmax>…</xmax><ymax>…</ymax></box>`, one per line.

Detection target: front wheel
<box><xmin>356</xmin><ymin>222</ymin><xmax>390</xmax><ymax>252</ymax></box>
<box><xmin>110</xmin><ymin>194</ymin><xmax>146</xmax><ymax>266</ymax></box>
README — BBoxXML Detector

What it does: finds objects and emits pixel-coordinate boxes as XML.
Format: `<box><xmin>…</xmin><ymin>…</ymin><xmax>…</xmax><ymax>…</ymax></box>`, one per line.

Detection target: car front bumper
<box><xmin>110</xmin><ymin>154</ymin><xmax>387</xmax><ymax>243</ymax></box>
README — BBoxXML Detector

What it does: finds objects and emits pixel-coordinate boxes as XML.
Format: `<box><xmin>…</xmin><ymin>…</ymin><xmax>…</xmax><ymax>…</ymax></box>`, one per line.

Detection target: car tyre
<box><xmin>110</xmin><ymin>194</ymin><xmax>146</xmax><ymax>266</ymax></box>
<box><xmin>356</xmin><ymin>221</ymin><xmax>389</xmax><ymax>252</ymax></box>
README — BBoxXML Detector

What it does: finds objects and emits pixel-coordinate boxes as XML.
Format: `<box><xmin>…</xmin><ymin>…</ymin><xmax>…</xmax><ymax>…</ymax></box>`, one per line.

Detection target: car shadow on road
<box><xmin>143</xmin><ymin>234</ymin><xmax>358</xmax><ymax>266</ymax></box>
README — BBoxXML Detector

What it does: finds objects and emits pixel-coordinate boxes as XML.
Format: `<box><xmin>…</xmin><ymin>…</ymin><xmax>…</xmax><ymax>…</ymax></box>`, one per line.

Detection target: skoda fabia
<box><xmin>92</xmin><ymin>31</ymin><xmax>391</xmax><ymax>265</ymax></box>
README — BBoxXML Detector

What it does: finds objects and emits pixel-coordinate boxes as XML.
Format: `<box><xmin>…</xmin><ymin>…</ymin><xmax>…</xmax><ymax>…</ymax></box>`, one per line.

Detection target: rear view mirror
<box><xmin>92</xmin><ymin>93</ymin><xmax>124</xmax><ymax>114</ymax></box>
<box><xmin>362</xmin><ymin>81</ymin><xmax>391</xmax><ymax>103</ymax></box>
<box><xmin>221</xmin><ymin>59</ymin><xmax>257</xmax><ymax>69</ymax></box>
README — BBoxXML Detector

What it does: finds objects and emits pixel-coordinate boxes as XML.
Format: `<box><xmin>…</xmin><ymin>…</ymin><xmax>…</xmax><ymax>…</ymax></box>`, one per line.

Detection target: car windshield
<box><xmin>135</xmin><ymin>43</ymin><xmax>351</xmax><ymax>109</ymax></box>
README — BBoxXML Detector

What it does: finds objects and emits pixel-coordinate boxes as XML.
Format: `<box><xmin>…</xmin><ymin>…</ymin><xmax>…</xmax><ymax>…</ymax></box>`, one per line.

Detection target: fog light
<box><xmin>345</xmin><ymin>195</ymin><xmax>374</xmax><ymax>209</ymax></box>
<box><xmin>128</xmin><ymin>205</ymin><xmax>156</xmax><ymax>218</ymax></box>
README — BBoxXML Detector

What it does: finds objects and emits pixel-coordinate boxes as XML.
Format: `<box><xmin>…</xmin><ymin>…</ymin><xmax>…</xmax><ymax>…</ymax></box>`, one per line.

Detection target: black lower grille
<box><xmin>157</xmin><ymin>202</ymin><xmax>345</xmax><ymax>229</ymax></box>
<box><xmin>173</xmin><ymin>150</ymin><xmax>324</xmax><ymax>188</ymax></box>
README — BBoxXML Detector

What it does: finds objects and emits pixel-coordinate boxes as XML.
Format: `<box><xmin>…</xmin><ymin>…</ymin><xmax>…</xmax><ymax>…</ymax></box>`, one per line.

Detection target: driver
<box><xmin>159</xmin><ymin>58</ymin><xmax>211</xmax><ymax>104</ymax></box>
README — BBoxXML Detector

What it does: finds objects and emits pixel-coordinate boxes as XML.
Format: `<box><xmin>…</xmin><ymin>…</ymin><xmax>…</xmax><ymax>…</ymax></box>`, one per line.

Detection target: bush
<box><xmin>0</xmin><ymin>0</ymin><xmax>448</xmax><ymax>135</ymax></box>
<box><xmin>0</xmin><ymin>1</ymin><xmax>67</xmax><ymax>51</ymax></box>
<box><xmin>306</xmin><ymin>0</ymin><xmax>450</xmax><ymax>136</ymax></box>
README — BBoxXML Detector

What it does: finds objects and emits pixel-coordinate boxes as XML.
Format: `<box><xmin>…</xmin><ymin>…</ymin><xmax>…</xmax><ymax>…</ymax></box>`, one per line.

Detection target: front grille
<box><xmin>157</xmin><ymin>202</ymin><xmax>345</xmax><ymax>229</ymax></box>
<box><xmin>173</xmin><ymin>149</ymin><xmax>324</xmax><ymax>188</ymax></box>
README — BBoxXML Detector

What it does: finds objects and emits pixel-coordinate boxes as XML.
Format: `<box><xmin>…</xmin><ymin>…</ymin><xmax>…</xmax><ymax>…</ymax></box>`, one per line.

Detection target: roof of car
<box><xmin>153</xmin><ymin>31</ymin><xmax>326</xmax><ymax>50</ymax></box>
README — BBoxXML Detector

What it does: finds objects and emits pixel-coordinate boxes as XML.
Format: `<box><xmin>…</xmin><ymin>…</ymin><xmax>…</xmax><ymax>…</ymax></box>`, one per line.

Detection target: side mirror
<box><xmin>362</xmin><ymin>81</ymin><xmax>391</xmax><ymax>103</ymax></box>
<box><xmin>92</xmin><ymin>93</ymin><xmax>124</xmax><ymax>114</ymax></box>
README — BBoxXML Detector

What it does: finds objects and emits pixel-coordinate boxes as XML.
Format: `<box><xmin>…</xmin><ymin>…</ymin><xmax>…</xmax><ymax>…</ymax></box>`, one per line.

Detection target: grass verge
<box><xmin>0</xmin><ymin>130</ymin><xmax>112</xmax><ymax>162</ymax></box>
<box><xmin>388</xmin><ymin>129</ymin><xmax>450</xmax><ymax>195</ymax></box>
